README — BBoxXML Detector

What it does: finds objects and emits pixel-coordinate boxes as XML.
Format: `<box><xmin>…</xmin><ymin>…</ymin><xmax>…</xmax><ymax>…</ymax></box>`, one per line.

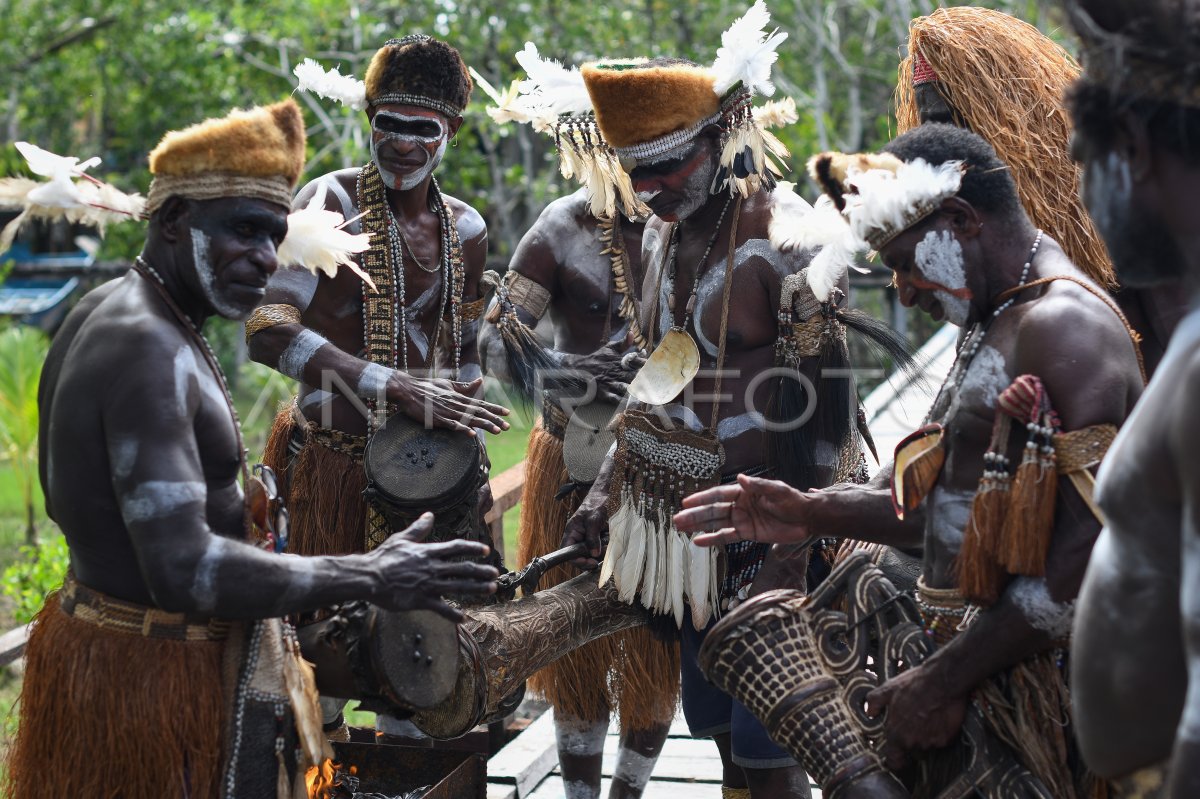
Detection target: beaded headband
<box><xmin>912</xmin><ymin>51</ymin><xmax>939</xmax><ymax>86</ymax></box>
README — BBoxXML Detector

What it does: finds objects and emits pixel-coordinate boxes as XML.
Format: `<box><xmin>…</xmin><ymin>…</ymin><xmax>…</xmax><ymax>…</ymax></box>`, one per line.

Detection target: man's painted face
<box><xmin>188</xmin><ymin>197</ymin><xmax>287</xmax><ymax>320</ymax></box>
<box><xmin>1074</xmin><ymin>133</ymin><xmax>1185</xmax><ymax>288</ymax></box>
<box><xmin>627</xmin><ymin>135</ymin><xmax>719</xmax><ymax>222</ymax></box>
<box><xmin>882</xmin><ymin>223</ymin><xmax>975</xmax><ymax>326</ymax></box>
<box><xmin>370</xmin><ymin>105</ymin><xmax>450</xmax><ymax>191</ymax></box>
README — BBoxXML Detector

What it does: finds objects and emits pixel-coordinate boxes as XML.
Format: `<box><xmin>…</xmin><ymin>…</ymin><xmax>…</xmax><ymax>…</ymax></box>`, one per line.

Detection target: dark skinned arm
<box><xmin>561</xmin><ymin>443</ymin><xmax>618</xmax><ymax>569</ymax></box>
<box><xmin>866</xmin><ymin>289</ymin><xmax>1140</xmax><ymax>768</ymax></box>
<box><xmin>106</xmin><ymin>325</ymin><xmax>498</xmax><ymax>621</ymax></box>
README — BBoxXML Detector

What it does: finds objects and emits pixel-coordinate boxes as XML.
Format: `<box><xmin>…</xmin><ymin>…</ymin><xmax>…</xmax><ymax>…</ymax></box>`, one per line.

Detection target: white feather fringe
<box><xmin>842</xmin><ymin>158</ymin><xmax>964</xmax><ymax>248</ymax></box>
<box><xmin>514</xmin><ymin>43</ymin><xmax>593</xmax><ymax>117</ymax></box>
<box><xmin>277</xmin><ymin>182</ymin><xmax>376</xmax><ymax>292</ymax></box>
<box><xmin>768</xmin><ymin>194</ymin><xmax>869</xmax><ymax>303</ymax></box>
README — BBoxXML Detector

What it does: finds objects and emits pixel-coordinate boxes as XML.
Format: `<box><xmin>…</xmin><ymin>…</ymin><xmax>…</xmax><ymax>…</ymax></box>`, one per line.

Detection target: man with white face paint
<box><xmin>554</xmin><ymin>7</ymin><xmax>901</xmax><ymax>794</ymax></box>
<box><xmin>248</xmin><ymin>33</ymin><xmax>508</xmax><ymax>741</ymax></box>
<box><xmin>677</xmin><ymin>124</ymin><xmax>1145</xmax><ymax>797</ymax></box>
<box><xmin>10</xmin><ymin>101</ymin><xmax>499</xmax><ymax>799</ymax></box>
<box><xmin>1061</xmin><ymin>1</ymin><xmax>1200</xmax><ymax>795</ymax></box>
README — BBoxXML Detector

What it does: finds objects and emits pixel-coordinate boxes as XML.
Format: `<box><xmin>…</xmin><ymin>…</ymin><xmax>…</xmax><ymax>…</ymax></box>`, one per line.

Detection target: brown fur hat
<box><xmin>144</xmin><ymin>100</ymin><xmax>305</xmax><ymax>214</ymax></box>
<box><xmin>582</xmin><ymin>61</ymin><xmax>720</xmax><ymax>149</ymax></box>
<box><xmin>364</xmin><ymin>34</ymin><xmax>472</xmax><ymax>116</ymax></box>
<box><xmin>148</xmin><ymin>100</ymin><xmax>305</xmax><ymax>185</ymax></box>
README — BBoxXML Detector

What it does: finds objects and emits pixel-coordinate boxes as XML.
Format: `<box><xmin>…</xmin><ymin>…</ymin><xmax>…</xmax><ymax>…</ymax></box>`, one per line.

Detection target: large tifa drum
<box><xmin>363</xmin><ymin>412</ymin><xmax>488</xmax><ymax>541</ymax></box>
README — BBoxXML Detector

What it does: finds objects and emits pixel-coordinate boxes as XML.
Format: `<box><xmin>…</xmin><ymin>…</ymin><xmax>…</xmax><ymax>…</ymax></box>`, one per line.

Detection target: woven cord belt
<box><xmin>289</xmin><ymin>402</ymin><xmax>368</xmax><ymax>460</ymax></box>
<box><xmin>59</xmin><ymin>574</ymin><xmax>231</xmax><ymax>642</ymax></box>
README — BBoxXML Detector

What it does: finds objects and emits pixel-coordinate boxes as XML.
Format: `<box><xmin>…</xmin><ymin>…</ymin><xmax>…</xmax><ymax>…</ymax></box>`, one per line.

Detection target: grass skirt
<box><xmin>263</xmin><ymin>405</ymin><xmax>368</xmax><ymax>555</ymax></box>
<box><xmin>518</xmin><ymin>422</ymin><xmax>679</xmax><ymax>732</ymax></box>
<box><xmin>4</xmin><ymin>592</ymin><xmax>226</xmax><ymax>799</ymax></box>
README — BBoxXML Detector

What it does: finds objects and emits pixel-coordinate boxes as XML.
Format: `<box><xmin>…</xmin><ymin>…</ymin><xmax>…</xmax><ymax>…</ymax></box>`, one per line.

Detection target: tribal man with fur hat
<box><xmin>474</xmin><ymin>48</ymin><xmax>678</xmax><ymax>799</ymax></box>
<box><xmin>1063</xmin><ymin>0</ymin><xmax>1200</xmax><ymax>794</ymax></box>
<box><xmin>254</xmin><ymin>35</ymin><xmax>510</xmax><ymax>739</ymax></box>
<box><xmin>677</xmin><ymin>123</ymin><xmax>1145</xmax><ymax>798</ymax></box>
<box><xmin>6</xmin><ymin>99</ymin><xmax>498</xmax><ymax>798</ymax></box>
<box><xmin>556</xmin><ymin>4</ymin><xmax>904</xmax><ymax>796</ymax></box>
<box><xmin>895</xmin><ymin>5</ymin><xmax>1187</xmax><ymax>375</ymax></box>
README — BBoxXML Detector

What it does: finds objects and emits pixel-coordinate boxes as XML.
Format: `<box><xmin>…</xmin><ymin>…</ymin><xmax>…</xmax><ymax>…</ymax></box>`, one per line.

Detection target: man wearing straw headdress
<box><xmin>1060</xmin><ymin>0</ymin><xmax>1200</xmax><ymax>794</ymax></box>
<box><xmin>894</xmin><ymin>5</ymin><xmax>1187</xmax><ymax>375</ymax></box>
<box><xmin>677</xmin><ymin>123</ymin><xmax>1144</xmax><ymax>797</ymax></box>
<box><xmin>5</xmin><ymin>100</ymin><xmax>498</xmax><ymax>798</ymax></box>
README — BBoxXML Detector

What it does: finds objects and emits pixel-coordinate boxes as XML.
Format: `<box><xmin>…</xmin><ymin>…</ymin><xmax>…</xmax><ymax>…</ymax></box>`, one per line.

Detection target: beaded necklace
<box><xmin>356</xmin><ymin>163</ymin><xmax>466</xmax><ymax>432</ymax></box>
<box><xmin>663</xmin><ymin>195</ymin><xmax>734</xmax><ymax>338</ymax></box>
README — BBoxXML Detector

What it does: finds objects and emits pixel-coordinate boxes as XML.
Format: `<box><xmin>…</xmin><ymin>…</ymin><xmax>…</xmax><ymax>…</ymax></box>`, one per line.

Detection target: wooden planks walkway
<box><xmin>488</xmin><ymin>710</ymin><xmax>822</xmax><ymax>799</ymax></box>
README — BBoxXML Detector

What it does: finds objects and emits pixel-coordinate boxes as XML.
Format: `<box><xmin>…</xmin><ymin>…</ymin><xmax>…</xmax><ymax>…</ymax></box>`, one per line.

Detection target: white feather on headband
<box><xmin>839</xmin><ymin>158</ymin><xmax>963</xmax><ymax>249</ymax></box>
<box><xmin>0</xmin><ymin>142</ymin><xmax>145</xmax><ymax>254</ymax></box>
<box><xmin>276</xmin><ymin>182</ymin><xmax>376</xmax><ymax>292</ymax></box>
<box><xmin>711</xmin><ymin>0</ymin><xmax>788</xmax><ymax>97</ymax></box>
<box><xmin>769</xmin><ymin>194</ymin><xmax>869</xmax><ymax>303</ymax></box>
<box><xmin>513</xmin><ymin>43</ymin><xmax>594</xmax><ymax>118</ymax></box>
<box><xmin>293</xmin><ymin>58</ymin><xmax>367</xmax><ymax>111</ymax></box>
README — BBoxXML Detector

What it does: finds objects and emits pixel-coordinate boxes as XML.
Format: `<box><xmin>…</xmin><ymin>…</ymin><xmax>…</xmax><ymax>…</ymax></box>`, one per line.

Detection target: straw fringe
<box><xmin>895</xmin><ymin>7</ymin><xmax>1117</xmax><ymax>289</ymax></box>
<box><xmin>262</xmin><ymin>407</ymin><xmax>367</xmax><ymax>556</ymax></box>
<box><xmin>518</xmin><ymin>423</ymin><xmax>679</xmax><ymax>731</ymax></box>
<box><xmin>5</xmin><ymin>593</ymin><xmax>225</xmax><ymax>799</ymax></box>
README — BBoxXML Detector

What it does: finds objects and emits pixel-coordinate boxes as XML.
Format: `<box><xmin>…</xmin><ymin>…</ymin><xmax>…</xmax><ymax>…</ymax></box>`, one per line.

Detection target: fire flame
<box><xmin>304</xmin><ymin>759</ymin><xmax>356</xmax><ymax>798</ymax></box>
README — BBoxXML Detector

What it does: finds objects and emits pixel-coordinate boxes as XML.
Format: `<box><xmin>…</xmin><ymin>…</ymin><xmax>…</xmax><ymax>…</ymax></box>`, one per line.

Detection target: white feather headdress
<box><xmin>808</xmin><ymin>152</ymin><xmax>964</xmax><ymax>251</ymax></box>
<box><xmin>769</xmin><ymin>194</ymin><xmax>869</xmax><ymax>304</ymax></box>
<box><xmin>276</xmin><ymin>181</ymin><xmax>376</xmax><ymax>291</ymax></box>
<box><xmin>711</xmin><ymin>0</ymin><xmax>788</xmax><ymax>97</ymax></box>
<box><xmin>0</xmin><ymin>142</ymin><xmax>145</xmax><ymax>254</ymax></box>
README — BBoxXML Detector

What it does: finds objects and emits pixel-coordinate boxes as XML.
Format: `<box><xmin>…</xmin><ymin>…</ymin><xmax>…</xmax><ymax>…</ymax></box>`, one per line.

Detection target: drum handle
<box><xmin>495</xmin><ymin>543</ymin><xmax>590</xmax><ymax>600</ymax></box>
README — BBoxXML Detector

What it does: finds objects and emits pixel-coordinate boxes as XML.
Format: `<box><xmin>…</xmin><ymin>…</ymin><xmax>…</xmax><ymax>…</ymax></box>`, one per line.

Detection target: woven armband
<box><xmin>1053</xmin><ymin>424</ymin><xmax>1117</xmax><ymax>474</ymax></box>
<box><xmin>244</xmin><ymin>303</ymin><xmax>302</xmax><ymax>343</ymax></box>
<box><xmin>503</xmin><ymin>270</ymin><xmax>551</xmax><ymax>320</ymax></box>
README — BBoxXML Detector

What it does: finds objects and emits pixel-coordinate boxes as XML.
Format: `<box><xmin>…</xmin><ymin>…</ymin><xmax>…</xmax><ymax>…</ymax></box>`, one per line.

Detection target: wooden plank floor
<box><xmin>489</xmin><ymin>710</ymin><xmax>822</xmax><ymax>799</ymax></box>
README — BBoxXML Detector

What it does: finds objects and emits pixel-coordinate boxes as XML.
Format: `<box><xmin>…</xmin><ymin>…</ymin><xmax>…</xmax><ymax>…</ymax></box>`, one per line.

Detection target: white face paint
<box><xmin>190</xmin><ymin>228</ymin><xmax>246</xmax><ymax>320</ymax></box>
<box><xmin>278</xmin><ymin>329</ymin><xmax>328</xmax><ymax>381</ymax></box>
<box><xmin>1009</xmin><ymin>577</ymin><xmax>1074</xmax><ymax>638</ymax></box>
<box><xmin>636</xmin><ymin>189</ymin><xmax>661</xmax><ymax>204</ymax></box>
<box><xmin>914</xmin><ymin>229</ymin><xmax>971</xmax><ymax>326</ymax></box>
<box><xmin>120</xmin><ymin>480</ymin><xmax>206</xmax><ymax>524</ymax></box>
<box><xmin>371</xmin><ymin>111</ymin><xmax>449</xmax><ymax>191</ymax></box>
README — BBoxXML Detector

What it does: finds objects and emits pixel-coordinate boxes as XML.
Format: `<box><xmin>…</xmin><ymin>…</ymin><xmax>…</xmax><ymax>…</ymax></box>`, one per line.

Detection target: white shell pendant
<box><xmin>627</xmin><ymin>326</ymin><xmax>700</xmax><ymax>405</ymax></box>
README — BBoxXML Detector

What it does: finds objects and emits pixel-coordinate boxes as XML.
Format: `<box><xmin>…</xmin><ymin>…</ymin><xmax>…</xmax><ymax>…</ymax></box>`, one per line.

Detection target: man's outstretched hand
<box><xmin>673</xmin><ymin>473</ymin><xmax>818</xmax><ymax>547</ymax></box>
<box><xmin>369</xmin><ymin>513</ymin><xmax>499</xmax><ymax>622</ymax></box>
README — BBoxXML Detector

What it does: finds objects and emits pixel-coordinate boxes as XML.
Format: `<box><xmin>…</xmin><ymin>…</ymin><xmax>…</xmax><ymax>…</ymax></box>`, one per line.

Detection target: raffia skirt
<box><xmin>4</xmin><ymin>583</ymin><xmax>227</xmax><ymax>799</ymax></box>
<box><xmin>518</xmin><ymin>417</ymin><xmax>679</xmax><ymax>733</ymax></box>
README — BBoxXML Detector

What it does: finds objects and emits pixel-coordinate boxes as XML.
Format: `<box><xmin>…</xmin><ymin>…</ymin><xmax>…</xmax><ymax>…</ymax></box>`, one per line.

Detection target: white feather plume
<box><xmin>514</xmin><ymin>43</ymin><xmax>594</xmax><ymax>117</ymax></box>
<box><xmin>752</xmin><ymin>97</ymin><xmax>798</xmax><ymax>129</ymax></box>
<box><xmin>617</xmin><ymin>510</ymin><xmax>647</xmax><ymax>604</ymax></box>
<box><xmin>600</xmin><ymin>490</ymin><xmax>633</xmax><ymax>587</ymax></box>
<box><xmin>669</xmin><ymin>531</ymin><xmax>687</xmax><ymax>628</ymax></box>
<box><xmin>841</xmin><ymin>158</ymin><xmax>963</xmax><ymax>247</ymax></box>
<box><xmin>687</xmin><ymin>537</ymin><xmax>712</xmax><ymax>629</ymax></box>
<box><xmin>277</xmin><ymin>182</ymin><xmax>376</xmax><ymax>292</ymax></box>
<box><xmin>769</xmin><ymin>194</ymin><xmax>869</xmax><ymax>303</ymax></box>
<box><xmin>16</xmin><ymin>141</ymin><xmax>101</xmax><ymax>179</ymax></box>
<box><xmin>711</xmin><ymin>0</ymin><xmax>788</xmax><ymax>97</ymax></box>
<box><xmin>294</xmin><ymin>58</ymin><xmax>367</xmax><ymax>111</ymax></box>
<box><xmin>468</xmin><ymin>66</ymin><xmax>532</xmax><ymax>125</ymax></box>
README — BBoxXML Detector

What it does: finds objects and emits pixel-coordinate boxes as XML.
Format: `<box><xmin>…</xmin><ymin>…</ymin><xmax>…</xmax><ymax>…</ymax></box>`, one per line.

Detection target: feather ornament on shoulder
<box><xmin>0</xmin><ymin>142</ymin><xmax>145</xmax><ymax>253</ymax></box>
<box><xmin>276</xmin><ymin>182</ymin><xmax>376</xmax><ymax>292</ymax></box>
<box><xmin>293</xmin><ymin>58</ymin><xmax>367</xmax><ymax>111</ymax></box>
<box><xmin>711</xmin><ymin>0</ymin><xmax>788</xmax><ymax>97</ymax></box>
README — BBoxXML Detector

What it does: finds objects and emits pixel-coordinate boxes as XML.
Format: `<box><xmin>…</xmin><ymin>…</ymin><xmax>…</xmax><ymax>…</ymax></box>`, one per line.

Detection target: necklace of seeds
<box><xmin>925</xmin><ymin>229</ymin><xmax>1044</xmax><ymax>423</ymax></box>
<box><xmin>665</xmin><ymin>194</ymin><xmax>734</xmax><ymax>336</ymax></box>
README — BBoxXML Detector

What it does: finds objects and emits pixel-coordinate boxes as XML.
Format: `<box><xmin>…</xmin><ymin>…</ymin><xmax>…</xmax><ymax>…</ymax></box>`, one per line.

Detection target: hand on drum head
<box><xmin>673</xmin><ymin>473</ymin><xmax>817</xmax><ymax>547</ymax></box>
<box><xmin>865</xmin><ymin>663</ymin><xmax>968</xmax><ymax>772</ymax></box>
<box><xmin>392</xmin><ymin>374</ymin><xmax>511</xmax><ymax>435</ymax></box>
<box><xmin>368</xmin><ymin>512</ymin><xmax>499</xmax><ymax>622</ymax></box>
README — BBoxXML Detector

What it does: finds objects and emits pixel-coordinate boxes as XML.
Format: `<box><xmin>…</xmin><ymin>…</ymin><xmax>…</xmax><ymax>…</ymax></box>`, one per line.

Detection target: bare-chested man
<box><xmin>1062</xmin><ymin>1</ymin><xmax>1200</xmax><ymax>794</ymax></box>
<box><xmin>677</xmin><ymin>124</ymin><xmax>1145</xmax><ymax>797</ymax></box>
<box><xmin>895</xmin><ymin>5</ymin><xmax>1188</xmax><ymax>377</ymax></box>
<box><xmin>556</xmin><ymin>21</ymin><xmax>884</xmax><ymax>790</ymax></box>
<box><xmin>6</xmin><ymin>100</ymin><xmax>498</xmax><ymax>798</ymax></box>
<box><xmin>482</xmin><ymin>187</ymin><xmax>679</xmax><ymax>799</ymax></box>
<box><xmin>248</xmin><ymin>34</ymin><xmax>509</xmax><ymax>740</ymax></box>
